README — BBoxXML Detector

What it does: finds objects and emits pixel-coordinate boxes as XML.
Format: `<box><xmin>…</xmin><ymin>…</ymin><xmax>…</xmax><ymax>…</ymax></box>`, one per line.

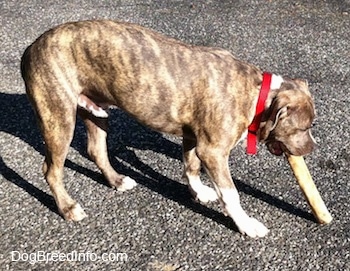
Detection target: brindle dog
<box><xmin>21</xmin><ymin>20</ymin><xmax>315</xmax><ymax>238</ymax></box>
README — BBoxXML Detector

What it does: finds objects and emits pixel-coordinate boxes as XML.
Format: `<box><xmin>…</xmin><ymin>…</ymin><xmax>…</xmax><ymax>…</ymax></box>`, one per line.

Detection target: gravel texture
<box><xmin>0</xmin><ymin>0</ymin><xmax>349</xmax><ymax>270</ymax></box>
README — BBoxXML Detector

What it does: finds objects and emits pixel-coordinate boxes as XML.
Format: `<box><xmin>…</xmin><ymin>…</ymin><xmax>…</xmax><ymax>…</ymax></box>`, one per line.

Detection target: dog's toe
<box><xmin>63</xmin><ymin>203</ymin><xmax>88</xmax><ymax>222</ymax></box>
<box><xmin>117</xmin><ymin>176</ymin><xmax>137</xmax><ymax>192</ymax></box>
<box><xmin>237</xmin><ymin>217</ymin><xmax>269</xmax><ymax>238</ymax></box>
<box><xmin>194</xmin><ymin>185</ymin><xmax>218</xmax><ymax>203</ymax></box>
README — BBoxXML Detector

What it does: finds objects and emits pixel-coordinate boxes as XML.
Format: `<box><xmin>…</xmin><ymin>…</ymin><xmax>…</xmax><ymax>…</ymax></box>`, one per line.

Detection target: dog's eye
<box><xmin>299</xmin><ymin>123</ymin><xmax>315</xmax><ymax>132</ymax></box>
<box><xmin>308</xmin><ymin>123</ymin><xmax>316</xmax><ymax>130</ymax></box>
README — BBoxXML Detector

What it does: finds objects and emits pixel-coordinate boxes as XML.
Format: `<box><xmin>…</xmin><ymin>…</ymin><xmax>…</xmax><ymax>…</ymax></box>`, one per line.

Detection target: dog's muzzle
<box><xmin>266</xmin><ymin>141</ymin><xmax>285</xmax><ymax>156</ymax></box>
<box><xmin>266</xmin><ymin>138</ymin><xmax>315</xmax><ymax>157</ymax></box>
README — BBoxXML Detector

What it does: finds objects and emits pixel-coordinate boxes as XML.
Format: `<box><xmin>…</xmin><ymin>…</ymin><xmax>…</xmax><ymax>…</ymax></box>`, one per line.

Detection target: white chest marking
<box><xmin>270</xmin><ymin>74</ymin><xmax>284</xmax><ymax>90</ymax></box>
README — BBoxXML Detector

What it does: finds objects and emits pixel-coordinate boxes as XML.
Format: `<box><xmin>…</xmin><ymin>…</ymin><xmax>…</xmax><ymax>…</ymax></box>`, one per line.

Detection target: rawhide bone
<box><xmin>286</xmin><ymin>154</ymin><xmax>332</xmax><ymax>224</ymax></box>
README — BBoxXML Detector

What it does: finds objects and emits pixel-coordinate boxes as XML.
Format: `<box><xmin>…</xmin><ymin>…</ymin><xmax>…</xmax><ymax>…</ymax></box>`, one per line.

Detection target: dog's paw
<box><xmin>193</xmin><ymin>185</ymin><xmax>218</xmax><ymax>203</ymax></box>
<box><xmin>236</xmin><ymin>217</ymin><xmax>269</xmax><ymax>238</ymax></box>
<box><xmin>63</xmin><ymin>203</ymin><xmax>88</xmax><ymax>222</ymax></box>
<box><xmin>117</xmin><ymin>176</ymin><xmax>137</xmax><ymax>192</ymax></box>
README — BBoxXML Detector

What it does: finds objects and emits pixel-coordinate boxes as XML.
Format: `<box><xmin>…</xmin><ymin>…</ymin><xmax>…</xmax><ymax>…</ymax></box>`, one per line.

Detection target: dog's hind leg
<box><xmin>35</xmin><ymin>96</ymin><xmax>88</xmax><ymax>221</ymax></box>
<box><xmin>182</xmin><ymin>137</ymin><xmax>218</xmax><ymax>203</ymax></box>
<box><xmin>78</xmin><ymin>107</ymin><xmax>137</xmax><ymax>192</ymax></box>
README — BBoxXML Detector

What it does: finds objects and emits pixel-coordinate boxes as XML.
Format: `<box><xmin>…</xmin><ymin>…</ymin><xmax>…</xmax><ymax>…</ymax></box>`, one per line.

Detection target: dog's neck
<box><xmin>270</xmin><ymin>74</ymin><xmax>284</xmax><ymax>91</ymax></box>
<box><xmin>246</xmin><ymin>73</ymin><xmax>284</xmax><ymax>154</ymax></box>
<box><xmin>263</xmin><ymin>74</ymin><xmax>284</xmax><ymax>108</ymax></box>
<box><xmin>256</xmin><ymin>74</ymin><xmax>285</xmax><ymax>141</ymax></box>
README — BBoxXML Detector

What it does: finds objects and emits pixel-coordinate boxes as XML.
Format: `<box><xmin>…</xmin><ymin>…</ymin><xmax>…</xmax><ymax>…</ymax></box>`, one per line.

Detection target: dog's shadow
<box><xmin>0</xmin><ymin>92</ymin><xmax>316</xmax><ymax>231</ymax></box>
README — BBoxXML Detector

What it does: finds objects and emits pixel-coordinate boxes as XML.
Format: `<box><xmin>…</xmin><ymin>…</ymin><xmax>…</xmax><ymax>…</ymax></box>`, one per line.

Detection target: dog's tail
<box><xmin>20</xmin><ymin>45</ymin><xmax>33</xmax><ymax>84</ymax></box>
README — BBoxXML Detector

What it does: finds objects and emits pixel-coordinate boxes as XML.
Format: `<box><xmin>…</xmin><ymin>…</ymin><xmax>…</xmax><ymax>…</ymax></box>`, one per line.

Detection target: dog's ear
<box><xmin>269</xmin><ymin>106</ymin><xmax>288</xmax><ymax>130</ymax></box>
<box><xmin>259</xmin><ymin>93</ymin><xmax>290</xmax><ymax>141</ymax></box>
<box><xmin>259</xmin><ymin>107</ymin><xmax>287</xmax><ymax>141</ymax></box>
<box><xmin>294</xmin><ymin>78</ymin><xmax>310</xmax><ymax>95</ymax></box>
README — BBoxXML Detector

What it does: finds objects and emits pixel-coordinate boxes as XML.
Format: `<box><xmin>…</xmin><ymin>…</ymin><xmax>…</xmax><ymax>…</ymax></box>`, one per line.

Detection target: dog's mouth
<box><xmin>266</xmin><ymin>141</ymin><xmax>286</xmax><ymax>156</ymax></box>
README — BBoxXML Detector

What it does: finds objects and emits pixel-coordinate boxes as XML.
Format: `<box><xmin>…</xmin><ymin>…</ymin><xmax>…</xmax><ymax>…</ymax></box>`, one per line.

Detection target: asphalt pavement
<box><xmin>1</xmin><ymin>0</ymin><xmax>349</xmax><ymax>270</ymax></box>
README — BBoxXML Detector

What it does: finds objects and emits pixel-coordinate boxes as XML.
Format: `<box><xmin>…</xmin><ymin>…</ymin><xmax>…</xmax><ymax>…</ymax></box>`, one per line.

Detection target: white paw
<box><xmin>236</xmin><ymin>217</ymin><xmax>269</xmax><ymax>238</ymax></box>
<box><xmin>194</xmin><ymin>185</ymin><xmax>218</xmax><ymax>203</ymax></box>
<box><xmin>64</xmin><ymin>203</ymin><xmax>88</xmax><ymax>222</ymax></box>
<box><xmin>117</xmin><ymin>176</ymin><xmax>137</xmax><ymax>192</ymax></box>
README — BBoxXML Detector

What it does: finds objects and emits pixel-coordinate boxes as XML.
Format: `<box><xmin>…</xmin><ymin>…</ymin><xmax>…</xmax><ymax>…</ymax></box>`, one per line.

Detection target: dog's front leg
<box><xmin>196</xmin><ymin>145</ymin><xmax>269</xmax><ymax>238</ymax></box>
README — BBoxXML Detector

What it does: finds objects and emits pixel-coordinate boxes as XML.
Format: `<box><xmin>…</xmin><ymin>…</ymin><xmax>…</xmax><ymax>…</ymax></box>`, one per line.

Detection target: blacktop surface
<box><xmin>0</xmin><ymin>0</ymin><xmax>349</xmax><ymax>270</ymax></box>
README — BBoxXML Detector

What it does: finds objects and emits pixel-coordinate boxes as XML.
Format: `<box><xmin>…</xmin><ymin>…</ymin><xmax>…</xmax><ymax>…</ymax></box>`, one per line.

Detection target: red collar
<box><xmin>247</xmin><ymin>72</ymin><xmax>272</xmax><ymax>155</ymax></box>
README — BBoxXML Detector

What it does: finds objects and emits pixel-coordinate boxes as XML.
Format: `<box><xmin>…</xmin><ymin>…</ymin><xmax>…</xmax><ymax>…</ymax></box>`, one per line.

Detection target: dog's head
<box><xmin>259</xmin><ymin>79</ymin><xmax>316</xmax><ymax>156</ymax></box>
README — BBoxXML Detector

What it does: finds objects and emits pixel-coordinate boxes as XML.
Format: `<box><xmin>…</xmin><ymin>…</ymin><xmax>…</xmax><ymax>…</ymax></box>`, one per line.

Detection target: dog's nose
<box><xmin>300</xmin><ymin>141</ymin><xmax>316</xmax><ymax>156</ymax></box>
<box><xmin>289</xmin><ymin>140</ymin><xmax>315</xmax><ymax>156</ymax></box>
<box><xmin>296</xmin><ymin>131</ymin><xmax>317</xmax><ymax>156</ymax></box>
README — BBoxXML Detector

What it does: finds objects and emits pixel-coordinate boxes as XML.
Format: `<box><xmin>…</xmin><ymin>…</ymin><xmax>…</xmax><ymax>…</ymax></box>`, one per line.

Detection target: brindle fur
<box><xmin>21</xmin><ymin>20</ymin><xmax>315</xmax><ymax>235</ymax></box>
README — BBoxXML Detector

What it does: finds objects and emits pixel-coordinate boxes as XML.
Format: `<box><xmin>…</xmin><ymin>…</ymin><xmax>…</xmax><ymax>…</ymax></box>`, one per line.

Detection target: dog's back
<box><xmin>21</xmin><ymin>20</ymin><xmax>260</xmax><ymax>135</ymax></box>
